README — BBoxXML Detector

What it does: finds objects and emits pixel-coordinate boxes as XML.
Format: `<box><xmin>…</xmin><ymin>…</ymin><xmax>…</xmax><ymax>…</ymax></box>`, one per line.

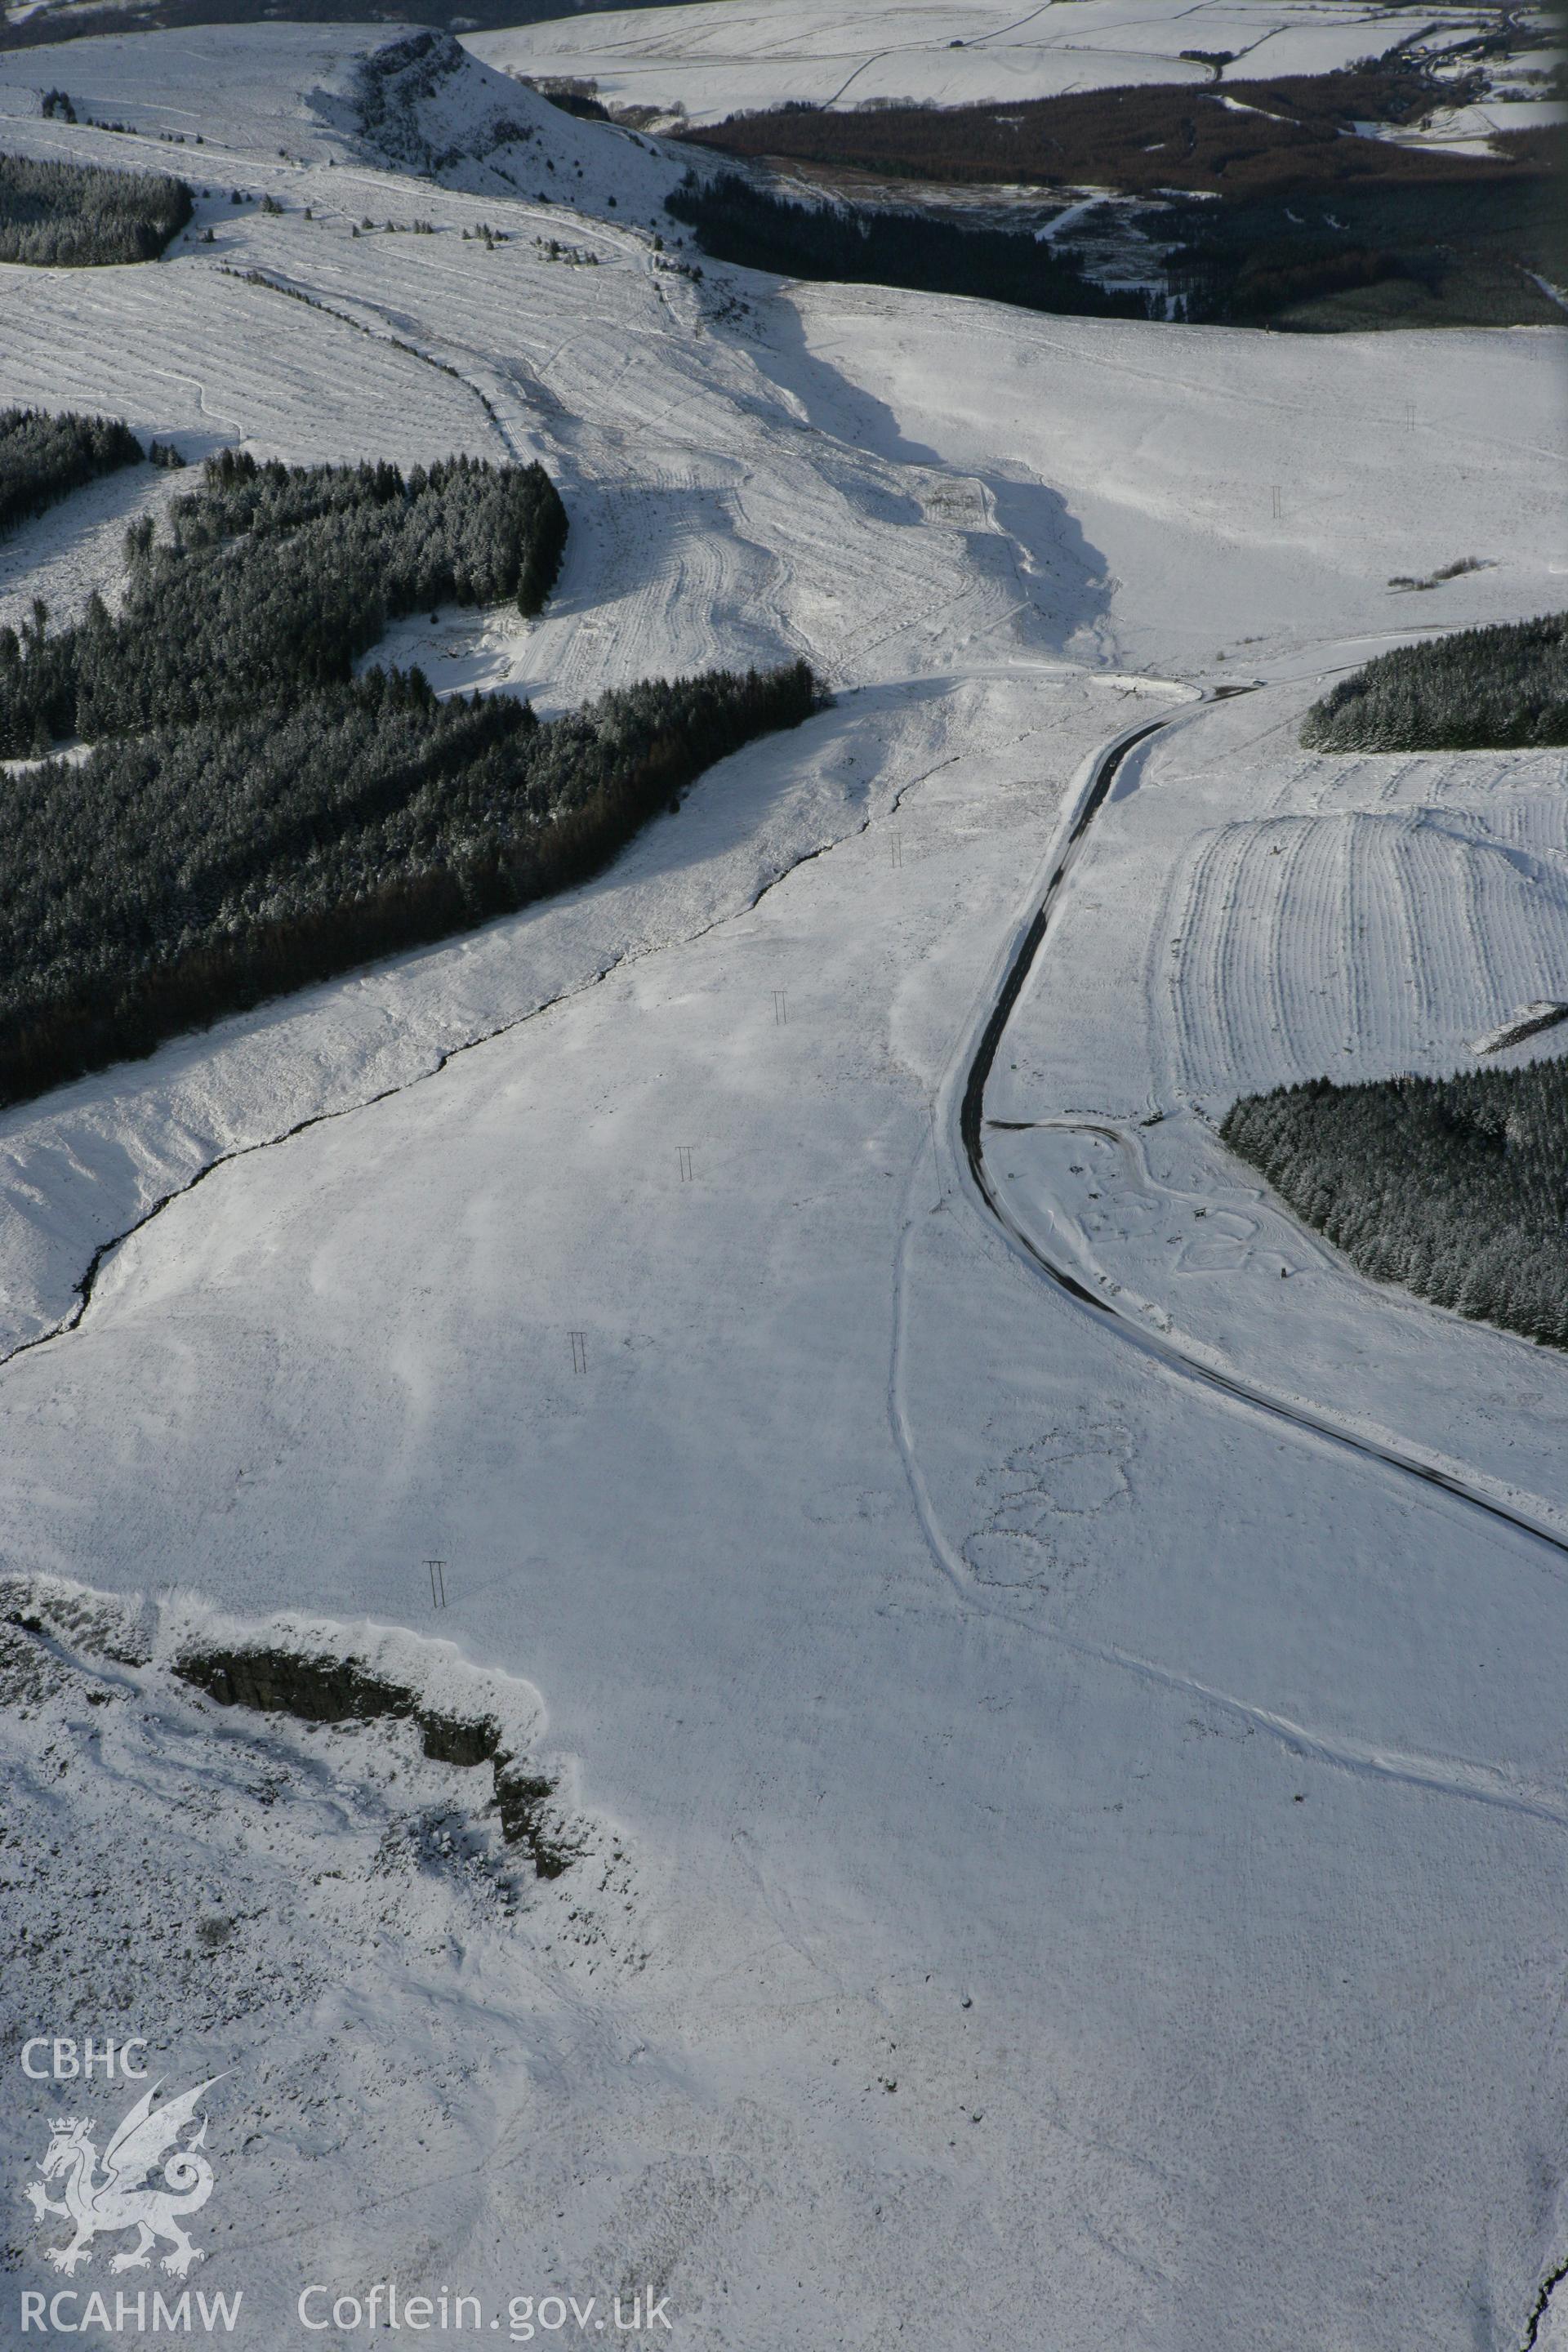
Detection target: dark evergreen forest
<box><xmin>0</xmin><ymin>151</ymin><xmax>191</xmax><ymax>264</ymax></box>
<box><xmin>0</xmin><ymin>660</ymin><xmax>818</xmax><ymax>1106</ymax></box>
<box><xmin>1302</xmin><ymin>614</ymin><xmax>1568</xmax><ymax>751</ymax></box>
<box><xmin>0</xmin><ymin>451</ymin><xmax>568</xmax><ymax>755</ymax></box>
<box><xmin>1222</xmin><ymin>1058</ymin><xmax>1568</xmax><ymax>1346</ymax></box>
<box><xmin>664</xmin><ymin>172</ymin><xmax>1158</xmax><ymax>321</ymax></box>
<box><xmin>0</xmin><ymin>449</ymin><xmax>819</xmax><ymax>1102</ymax></box>
<box><xmin>0</xmin><ymin>408</ymin><xmax>144</xmax><ymax>541</ymax></box>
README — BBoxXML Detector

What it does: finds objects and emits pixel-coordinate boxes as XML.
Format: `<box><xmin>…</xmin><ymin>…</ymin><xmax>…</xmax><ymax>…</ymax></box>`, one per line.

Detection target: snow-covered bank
<box><xmin>1</xmin><ymin>1576</ymin><xmax>636</xmax><ymax>2330</ymax></box>
<box><xmin>784</xmin><ymin>281</ymin><xmax>1568</xmax><ymax>675</ymax></box>
<box><xmin>0</xmin><ymin>691</ymin><xmax>952</xmax><ymax>1356</ymax></box>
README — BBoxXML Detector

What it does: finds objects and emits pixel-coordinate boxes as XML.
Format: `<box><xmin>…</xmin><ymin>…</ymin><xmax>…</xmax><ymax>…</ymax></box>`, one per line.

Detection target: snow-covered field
<box><xmin>2</xmin><ymin>20</ymin><xmax>1568</xmax><ymax>2351</ymax></box>
<box><xmin>468</xmin><ymin>0</ymin><xmax>1499</xmax><ymax>122</ymax></box>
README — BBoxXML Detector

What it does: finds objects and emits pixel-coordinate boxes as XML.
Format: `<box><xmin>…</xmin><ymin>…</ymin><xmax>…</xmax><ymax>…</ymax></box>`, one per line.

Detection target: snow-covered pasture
<box><xmin>0</xmin><ymin>177</ymin><xmax>1557</xmax><ymax>1343</ymax></box>
<box><xmin>1165</xmin><ymin>739</ymin><xmax>1568</xmax><ymax>1101</ymax></box>
<box><xmin>9</xmin><ymin>646</ymin><xmax>1568</xmax><ymax>2352</ymax></box>
<box><xmin>0</xmin><ymin>82</ymin><xmax>1090</xmax><ymax>1348</ymax></box>
<box><xmin>0</xmin><ymin>23</ymin><xmax>693</xmax><ymax>236</ymax></box>
<box><xmin>0</xmin><ymin>20</ymin><xmax>378</xmax><ymax>158</ymax></box>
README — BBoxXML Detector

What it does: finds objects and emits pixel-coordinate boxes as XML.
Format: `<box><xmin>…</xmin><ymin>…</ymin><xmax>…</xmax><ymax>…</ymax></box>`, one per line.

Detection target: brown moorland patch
<box><xmin>682</xmin><ymin>64</ymin><xmax>1533</xmax><ymax>199</ymax></box>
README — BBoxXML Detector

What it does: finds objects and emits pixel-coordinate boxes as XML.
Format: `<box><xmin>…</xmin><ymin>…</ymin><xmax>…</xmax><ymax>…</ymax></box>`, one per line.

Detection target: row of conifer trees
<box><xmin>0</xmin><ymin>659</ymin><xmax>820</xmax><ymax>1107</ymax></box>
<box><xmin>664</xmin><ymin>170</ymin><xmax>1159</xmax><ymax>321</ymax></box>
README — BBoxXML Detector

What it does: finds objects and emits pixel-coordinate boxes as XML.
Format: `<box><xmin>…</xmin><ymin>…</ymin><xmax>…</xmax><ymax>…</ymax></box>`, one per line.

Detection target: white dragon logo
<box><xmin>24</xmin><ymin>2077</ymin><xmax>223</xmax><ymax>2278</ymax></box>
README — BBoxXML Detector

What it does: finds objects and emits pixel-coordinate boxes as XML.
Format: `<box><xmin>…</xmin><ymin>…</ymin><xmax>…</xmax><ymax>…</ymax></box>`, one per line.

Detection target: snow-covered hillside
<box><xmin>2</xmin><ymin>22</ymin><xmax>1567</xmax><ymax>2352</ymax></box>
<box><xmin>784</xmin><ymin>281</ymin><xmax>1566</xmax><ymax>670</ymax></box>
<box><xmin>0</xmin><ymin>23</ymin><xmax>693</xmax><ymax>218</ymax></box>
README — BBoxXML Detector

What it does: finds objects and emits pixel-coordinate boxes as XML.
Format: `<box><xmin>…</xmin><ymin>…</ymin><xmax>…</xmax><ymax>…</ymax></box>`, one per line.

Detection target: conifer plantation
<box><xmin>0</xmin><ymin>407</ymin><xmax>145</xmax><ymax>540</ymax></box>
<box><xmin>664</xmin><ymin>171</ymin><xmax>1157</xmax><ymax>321</ymax></box>
<box><xmin>1222</xmin><ymin>1058</ymin><xmax>1568</xmax><ymax>1346</ymax></box>
<box><xmin>0</xmin><ymin>450</ymin><xmax>569</xmax><ymax>753</ymax></box>
<box><xmin>1270</xmin><ymin>614</ymin><xmax>1568</xmax><ymax>1343</ymax></box>
<box><xmin>0</xmin><ymin>151</ymin><xmax>192</xmax><ymax>265</ymax></box>
<box><xmin>0</xmin><ymin>449</ymin><xmax>820</xmax><ymax>1104</ymax></box>
<box><xmin>1302</xmin><ymin>612</ymin><xmax>1568</xmax><ymax>751</ymax></box>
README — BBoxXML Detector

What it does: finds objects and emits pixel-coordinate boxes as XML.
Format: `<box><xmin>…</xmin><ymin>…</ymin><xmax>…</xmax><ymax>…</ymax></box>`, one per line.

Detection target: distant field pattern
<box><xmin>472</xmin><ymin>0</ymin><xmax>1468</xmax><ymax>121</ymax></box>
